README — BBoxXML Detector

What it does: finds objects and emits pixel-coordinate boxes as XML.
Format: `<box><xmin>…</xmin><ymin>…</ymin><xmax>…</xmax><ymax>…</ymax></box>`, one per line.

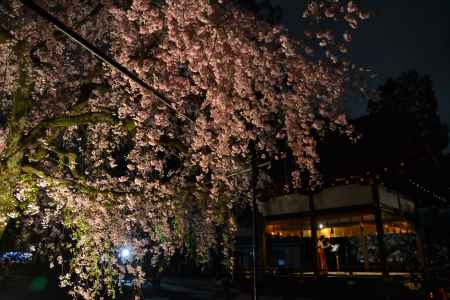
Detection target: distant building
<box><xmin>235</xmin><ymin>115</ymin><xmax>449</xmax><ymax>278</ymax></box>
<box><xmin>252</xmin><ymin>182</ymin><xmax>420</xmax><ymax>276</ymax></box>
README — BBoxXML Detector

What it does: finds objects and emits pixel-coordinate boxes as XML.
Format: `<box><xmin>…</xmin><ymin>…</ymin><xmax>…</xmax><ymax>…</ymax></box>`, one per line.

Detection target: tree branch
<box><xmin>23</xmin><ymin>111</ymin><xmax>117</xmax><ymax>147</ymax></box>
<box><xmin>21</xmin><ymin>164</ymin><xmax>141</xmax><ymax>197</ymax></box>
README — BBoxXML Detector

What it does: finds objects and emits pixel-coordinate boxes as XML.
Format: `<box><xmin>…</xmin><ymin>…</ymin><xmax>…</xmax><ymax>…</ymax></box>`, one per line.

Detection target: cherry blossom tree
<box><xmin>0</xmin><ymin>0</ymin><xmax>369</xmax><ymax>298</ymax></box>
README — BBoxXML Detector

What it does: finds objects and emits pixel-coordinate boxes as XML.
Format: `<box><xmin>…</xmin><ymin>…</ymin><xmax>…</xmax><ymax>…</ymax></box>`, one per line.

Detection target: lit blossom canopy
<box><xmin>0</xmin><ymin>0</ymin><xmax>369</xmax><ymax>298</ymax></box>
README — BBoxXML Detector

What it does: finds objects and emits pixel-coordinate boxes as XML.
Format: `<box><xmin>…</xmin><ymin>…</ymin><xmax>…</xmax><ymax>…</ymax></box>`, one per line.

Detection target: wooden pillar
<box><xmin>372</xmin><ymin>183</ymin><xmax>389</xmax><ymax>277</ymax></box>
<box><xmin>299</xmin><ymin>226</ymin><xmax>304</xmax><ymax>274</ymax></box>
<box><xmin>309</xmin><ymin>193</ymin><xmax>320</xmax><ymax>276</ymax></box>
<box><xmin>414</xmin><ymin>200</ymin><xmax>426</xmax><ymax>274</ymax></box>
<box><xmin>267</xmin><ymin>230</ymin><xmax>273</xmax><ymax>270</ymax></box>
<box><xmin>360</xmin><ymin>220</ymin><xmax>370</xmax><ymax>272</ymax></box>
<box><xmin>259</xmin><ymin>216</ymin><xmax>267</xmax><ymax>271</ymax></box>
<box><xmin>415</xmin><ymin>226</ymin><xmax>426</xmax><ymax>273</ymax></box>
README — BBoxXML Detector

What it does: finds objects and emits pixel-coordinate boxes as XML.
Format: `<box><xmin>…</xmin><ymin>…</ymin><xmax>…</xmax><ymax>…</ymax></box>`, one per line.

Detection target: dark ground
<box><xmin>0</xmin><ymin>266</ymin><xmax>429</xmax><ymax>300</ymax></box>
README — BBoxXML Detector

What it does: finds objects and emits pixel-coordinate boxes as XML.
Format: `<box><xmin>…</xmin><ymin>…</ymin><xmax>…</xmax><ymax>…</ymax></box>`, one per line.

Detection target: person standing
<box><xmin>317</xmin><ymin>236</ymin><xmax>330</xmax><ymax>275</ymax></box>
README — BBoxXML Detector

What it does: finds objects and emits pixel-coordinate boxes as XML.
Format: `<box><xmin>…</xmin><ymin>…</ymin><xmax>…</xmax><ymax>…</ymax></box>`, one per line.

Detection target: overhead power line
<box><xmin>19</xmin><ymin>0</ymin><xmax>194</xmax><ymax>123</ymax></box>
<box><xmin>17</xmin><ymin>0</ymin><xmax>272</xmax><ymax>178</ymax></box>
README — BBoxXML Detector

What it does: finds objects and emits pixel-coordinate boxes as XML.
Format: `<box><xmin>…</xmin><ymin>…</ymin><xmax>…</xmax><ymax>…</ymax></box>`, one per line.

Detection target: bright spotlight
<box><xmin>119</xmin><ymin>247</ymin><xmax>132</xmax><ymax>263</ymax></box>
<box><xmin>121</xmin><ymin>248</ymin><xmax>130</xmax><ymax>258</ymax></box>
<box><xmin>319</xmin><ymin>223</ymin><xmax>324</xmax><ymax>229</ymax></box>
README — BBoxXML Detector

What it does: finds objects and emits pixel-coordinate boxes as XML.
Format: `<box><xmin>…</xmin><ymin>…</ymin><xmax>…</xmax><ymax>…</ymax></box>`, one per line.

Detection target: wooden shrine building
<box><xmin>259</xmin><ymin>182</ymin><xmax>422</xmax><ymax>276</ymax></box>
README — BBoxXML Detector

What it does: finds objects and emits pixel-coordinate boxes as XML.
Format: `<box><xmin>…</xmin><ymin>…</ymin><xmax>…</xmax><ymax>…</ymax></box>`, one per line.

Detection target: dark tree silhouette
<box><xmin>368</xmin><ymin>70</ymin><xmax>448</xmax><ymax>154</ymax></box>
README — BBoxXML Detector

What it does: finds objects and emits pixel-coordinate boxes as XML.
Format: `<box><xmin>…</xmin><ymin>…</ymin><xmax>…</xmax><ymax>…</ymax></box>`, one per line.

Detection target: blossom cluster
<box><xmin>0</xmin><ymin>0</ymin><xmax>368</xmax><ymax>298</ymax></box>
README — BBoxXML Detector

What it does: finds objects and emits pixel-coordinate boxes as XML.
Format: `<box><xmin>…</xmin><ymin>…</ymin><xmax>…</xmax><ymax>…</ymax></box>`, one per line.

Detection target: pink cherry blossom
<box><xmin>0</xmin><ymin>0</ymin><xmax>369</xmax><ymax>298</ymax></box>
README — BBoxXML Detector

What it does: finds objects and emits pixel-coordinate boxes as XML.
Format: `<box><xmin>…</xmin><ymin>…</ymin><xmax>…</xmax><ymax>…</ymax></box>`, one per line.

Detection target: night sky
<box><xmin>270</xmin><ymin>0</ymin><xmax>450</xmax><ymax>152</ymax></box>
